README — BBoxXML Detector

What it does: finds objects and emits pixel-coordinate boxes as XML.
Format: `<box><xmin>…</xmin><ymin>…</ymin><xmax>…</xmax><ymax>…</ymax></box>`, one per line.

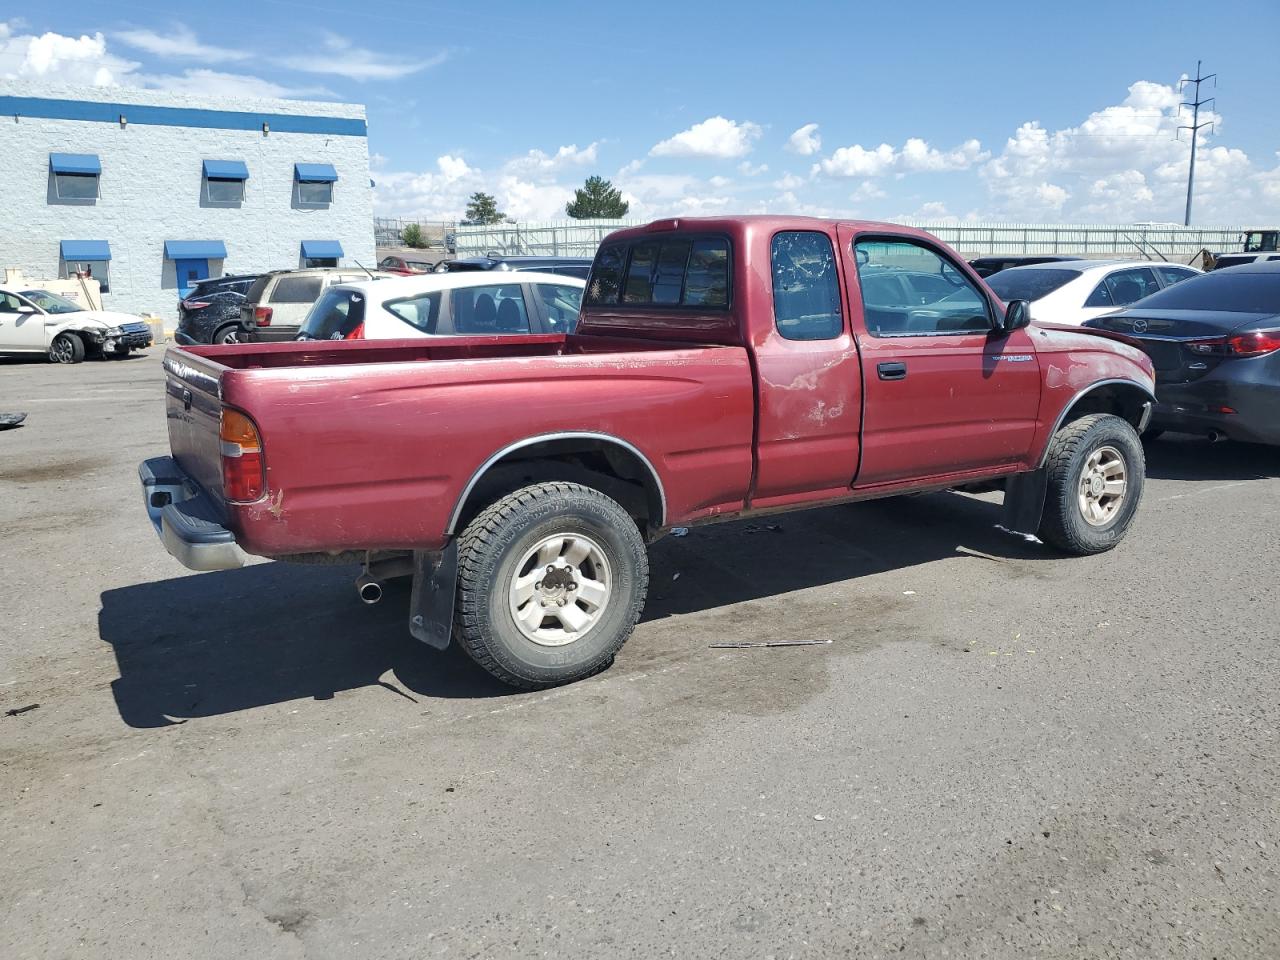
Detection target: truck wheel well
<box><xmin>450</xmin><ymin>437</ymin><xmax>665</xmax><ymax>539</ymax></box>
<box><xmin>1059</xmin><ymin>382</ymin><xmax>1151</xmax><ymax>432</ymax></box>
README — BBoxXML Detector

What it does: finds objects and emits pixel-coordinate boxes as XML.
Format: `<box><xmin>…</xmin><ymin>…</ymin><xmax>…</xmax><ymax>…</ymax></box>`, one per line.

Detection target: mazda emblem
<box><xmin>1131</xmin><ymin>319</ymin><xmax>1148</xmax><ymax>333</ymax></box>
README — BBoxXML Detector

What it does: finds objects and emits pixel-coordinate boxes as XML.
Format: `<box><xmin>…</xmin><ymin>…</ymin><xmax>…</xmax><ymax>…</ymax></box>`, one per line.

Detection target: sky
<box><xmin>2</xmin><ymin>1</ymin><xmax>1279</xmax><ymax>225</ymax></box>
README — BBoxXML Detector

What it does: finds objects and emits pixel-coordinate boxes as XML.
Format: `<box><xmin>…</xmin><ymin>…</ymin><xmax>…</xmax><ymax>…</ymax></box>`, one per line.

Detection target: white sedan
<box><xmin>0</xmin><ymin>286</ymin><xmax>153</xmax><ymax>363</ymax></box>
<box><xmin>295</xmin><ymin>270</ymin><xmax>585</xmax><ymax>341</ymax></box>
<box><xmin>985</xmin><ymin>259</ymin><xmax>1201</xmax><ymax>326</ymax></box>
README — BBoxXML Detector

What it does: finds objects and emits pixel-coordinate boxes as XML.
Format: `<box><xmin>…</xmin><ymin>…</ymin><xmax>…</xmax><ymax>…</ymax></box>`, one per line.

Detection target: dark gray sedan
<box><xmin>1083</xmin><ymin>261</ymin><xmax>1280</xmax><ymax>444</ymax></box>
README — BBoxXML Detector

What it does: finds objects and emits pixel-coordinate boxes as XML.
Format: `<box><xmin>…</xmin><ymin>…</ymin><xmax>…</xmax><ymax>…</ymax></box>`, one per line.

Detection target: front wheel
<box><xmin>1038</xmin><ymin>413</ymin><xmax>1144</xmax><ymax>555</ymax></box>
<box><xmin>48</xmin><ymin>332</ymin><xmax>85</xmax><ymax>364</ymax></box>
<box><xmin>454</xmin><ymin>481</ymin><xmax>649</xmax><ymax>689</ymax></box>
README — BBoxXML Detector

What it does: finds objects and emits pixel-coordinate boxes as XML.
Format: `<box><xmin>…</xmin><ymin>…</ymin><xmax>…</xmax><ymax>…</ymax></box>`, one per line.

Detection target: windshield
<box><xmin>19</xmin><ymin>289</ymin><xmax>84</xmax><ymax>314</ymax></box>
<box><xmin>298</xmin><ymin>288</ymin><xmax>366</xmax><ymax>340</ymax></box>
<box><xmin>985</xmin><ymin>269</ymin><xmax>1081</xmax><ymax>302</ymax></box>
<box><xmin>1125</xmin><ymin>270</ymin><xmax>1280</xmax><ymax>314</ymax></box>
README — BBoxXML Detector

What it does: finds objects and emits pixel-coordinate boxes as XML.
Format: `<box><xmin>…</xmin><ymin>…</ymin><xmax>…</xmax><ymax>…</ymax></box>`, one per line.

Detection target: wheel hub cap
<box><xmin>508</xmin><ymin>534</ymin><xmax>612</xmax><ymax>646</ymax></box>
<box><xmin>1077</xmin><ymin>445</ymin><xmax>1127</xmax><ymax>527</ymax></box>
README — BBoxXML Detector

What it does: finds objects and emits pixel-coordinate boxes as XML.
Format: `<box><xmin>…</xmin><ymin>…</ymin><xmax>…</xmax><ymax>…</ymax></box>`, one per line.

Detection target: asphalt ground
<box><xmin>1</xmin><ymin>349</ymin><xmax>1277</xmax><ymax>959</ymax></box>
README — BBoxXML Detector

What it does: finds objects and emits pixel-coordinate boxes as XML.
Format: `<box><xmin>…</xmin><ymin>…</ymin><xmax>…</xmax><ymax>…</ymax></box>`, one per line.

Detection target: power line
<box><xmin>1178</xmin><ymin>60</ymin><xmax>1216</xmax><ymax>226</ymax></box>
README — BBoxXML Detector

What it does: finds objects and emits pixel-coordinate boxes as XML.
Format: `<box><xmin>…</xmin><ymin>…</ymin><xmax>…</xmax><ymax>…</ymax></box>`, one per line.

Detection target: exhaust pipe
<box><xmin>1207</xmin><ymin>430</ymin><xmax>1227</xmax><ymax>443</ymax></box>
<box><xmin>356</xmin><ymin>573</ymin><xmax>384</xmax><ymax>605</ymax></box>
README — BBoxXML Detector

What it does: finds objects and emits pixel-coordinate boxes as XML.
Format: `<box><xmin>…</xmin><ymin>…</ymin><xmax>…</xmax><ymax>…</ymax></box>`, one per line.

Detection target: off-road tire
<box><xmin>1038</xmin><ymin>413</ymin><xmax>1144</xmax><ymax>555</ymax></box>
<box><xmin>48</xmin><ymin>332</ymin><xmax>85</xmax><ymax>364</ymax></box>
<box><xmin>454</xmin><ymin>482</ymin><xmax>649</xmax><ymax>689</ymax></box>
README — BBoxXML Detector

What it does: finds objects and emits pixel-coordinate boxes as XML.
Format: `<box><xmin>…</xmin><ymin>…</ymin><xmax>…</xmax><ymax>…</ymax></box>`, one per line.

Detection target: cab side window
<box><xmin>853</xmin><ymin>239</ymin><xmax>990</xmax><ymax>336</ymax></box>
<box><xmin>771</xmin><ymin>231</ymin><xmax>843</xmax><ymax>340</ymax></box>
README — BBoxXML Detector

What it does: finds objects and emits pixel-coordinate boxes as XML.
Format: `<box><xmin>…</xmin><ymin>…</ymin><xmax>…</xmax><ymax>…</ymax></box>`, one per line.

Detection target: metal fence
<box><xmin>374</xmin><ymin>217</ymin><xmax>457</xmax><ymax>249</ymax></box>
<box><xmin>453</xmin><ymin>219</ymin><xmax>1255</xmax><ymax>262</ymax></box>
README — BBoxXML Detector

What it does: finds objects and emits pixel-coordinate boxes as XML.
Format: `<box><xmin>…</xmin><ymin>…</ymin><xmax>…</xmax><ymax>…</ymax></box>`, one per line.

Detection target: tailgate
<box><xmin>163</xmin><ymin>349</ymin><xmax>227</xmax><ymax>505</ymax></box>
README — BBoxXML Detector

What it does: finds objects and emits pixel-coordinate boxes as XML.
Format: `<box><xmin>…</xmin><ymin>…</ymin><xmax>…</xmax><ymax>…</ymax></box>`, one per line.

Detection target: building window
<box><xmin>294</xmin><ymin>163</ymin><xmax>337</xmax><ymax>206</ymax></box>
<box><xmin>50</xmin><ymin>153</ymin><xmax>102</xmax><ymax>202</ymax></box>
<box><xmin>300</xmin><ymin>240</ymin><xmax>344</xmax><ymax>268</ymax></box>
<box><xmin>59</xmin><ymin>240</ymin><xmax>112</xmax><ymax>293</ymax></box>
<box><xmin>304</xmin><ymin>257</ymin><xmax>337</xmax><ymax>268</ymax></box>
<box><xmin>202</xmin><ymin>160</ymin><xmax>249</xmax><ymax>204</ymax></box>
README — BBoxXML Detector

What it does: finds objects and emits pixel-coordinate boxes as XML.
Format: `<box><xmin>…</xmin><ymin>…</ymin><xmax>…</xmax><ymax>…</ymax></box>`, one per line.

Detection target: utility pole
<box><xmin>1178</xmin><ymin>61</ymin><xmax>1216</xmax><ymax>226</ymax></box>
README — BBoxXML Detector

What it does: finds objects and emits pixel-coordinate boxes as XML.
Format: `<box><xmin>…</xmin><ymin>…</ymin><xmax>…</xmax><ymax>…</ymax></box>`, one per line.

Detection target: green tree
<box><xmin>566</xmin><ymin>176</ymin><xmax>629</xmax><ymax>219</ymax></box>
<box><xmin>401</xmin><ymin>223</ymin><xmax>426</xmax><ymax>248</ymax></box>
<box><xmin>465</xmin><ymin>192</ymin><xmax>506</xmax><ymax>225</ymax></box>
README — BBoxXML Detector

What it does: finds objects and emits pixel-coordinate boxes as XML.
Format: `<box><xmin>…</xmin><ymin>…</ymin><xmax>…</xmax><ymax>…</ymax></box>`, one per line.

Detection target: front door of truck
<box><xmin>839</xmin><ymin>232</ymin><xmax>1041</xmax><ymax>487</ymax></box>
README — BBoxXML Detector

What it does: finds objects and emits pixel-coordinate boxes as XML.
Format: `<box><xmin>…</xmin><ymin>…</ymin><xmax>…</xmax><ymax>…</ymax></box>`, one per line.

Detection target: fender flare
<box><xmin>445</xmin><ymin>431</ymin><xmax>668</xmax><ymax>535</ymax></box>
<box><xmin>1035</xmin><ymin>378</ymin><xmax>1156</xmax><ymax>469</ymax></box>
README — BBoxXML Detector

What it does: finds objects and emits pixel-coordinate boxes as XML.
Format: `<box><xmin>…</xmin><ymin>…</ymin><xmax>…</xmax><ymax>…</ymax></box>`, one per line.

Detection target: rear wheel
<box><xmin>454</xmin><ymin>481</ymin><xmax>649</xmax><ymax>689</ymax></box>
<box><xmin>213</xmin><ymin>325</ymin><xmax>240</xmax><ymax>345</ymax></box>
<box><xmin>48</xmin><ymin>332</ymin><xmax>85</xmax><ymax>364</ymax></box>
<box><xmin>1038</xmin><ymin>413</ymin><xmax>1144</xmax><ymax>555</ymax></box>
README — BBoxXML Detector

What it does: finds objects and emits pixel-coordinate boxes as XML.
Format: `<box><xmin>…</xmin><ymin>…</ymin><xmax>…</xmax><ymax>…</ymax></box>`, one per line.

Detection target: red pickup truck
<box><xmin>140</xmin><ymin>216</ymin><xmax>1155</xmax><ymax>688</ymax></box>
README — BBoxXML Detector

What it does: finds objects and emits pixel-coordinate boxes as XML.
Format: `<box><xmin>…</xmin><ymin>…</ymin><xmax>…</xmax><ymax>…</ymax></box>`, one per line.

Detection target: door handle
<box><xmin>877</xmin><ymin>361</ymin><xmax>907</xmax><ymax>381</ymax></box>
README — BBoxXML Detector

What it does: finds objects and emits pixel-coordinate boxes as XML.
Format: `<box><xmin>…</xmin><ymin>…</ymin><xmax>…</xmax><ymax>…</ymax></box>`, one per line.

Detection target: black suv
<box><xmin>436</xmin><ymin>255</ymin><xmax>592</xmax><ymax>279</ymax></box>
<box><xmin>174</xmin><ymin>275</ymin><xmax>261</xmax><ymax>345</ymax></box>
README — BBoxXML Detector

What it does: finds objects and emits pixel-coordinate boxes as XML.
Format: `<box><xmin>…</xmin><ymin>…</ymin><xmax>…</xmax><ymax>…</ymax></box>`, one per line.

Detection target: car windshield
<box><xmin>19</xmin><ymin>289</ymin><xmax>84</xmax><ymax>314</ymax></box>
<box><xmin>1127</xmin><ymin>270</ymin><xmax>1280</xmax><ymax>313</ymax></box>
<box><xmin>985</xmin><ymin>269</ymin><xmax>1081</xmax><ymax>302</ymax></box>
<box><xmin>298</xmin><ymin>288</ymin><xmax>365</xmax><ymax>340</ymax></box>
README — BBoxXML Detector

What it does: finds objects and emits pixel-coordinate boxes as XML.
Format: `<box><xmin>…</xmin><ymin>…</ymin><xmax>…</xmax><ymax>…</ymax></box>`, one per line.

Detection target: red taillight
<box><xmin>254</xmin><ymin>306</ymin><xmax>273</xmax><ymax>326</ymax></box>
<box><xmin>343</xmin><ymin>322</ymin><xmax>365</xmax><ymax>341</ymax></box>
<box><xmin>1186</xmin><ymin>329</ymin><xmax>1280</xmax><ymax>358</ymax></box>
<box><xmin>183</xmin><ymin>300</ymin><xmax>211</xmax><ymax>309</ymax></box>
<box><xmin>220</xmin><ymin>409</ymin><xmax>266</xmax><ymax>502</ymax></box>
<box><xmin>1227</xmin><ymin>330</ymin><xmax>1280</xmax><ymax>357</ymax></box>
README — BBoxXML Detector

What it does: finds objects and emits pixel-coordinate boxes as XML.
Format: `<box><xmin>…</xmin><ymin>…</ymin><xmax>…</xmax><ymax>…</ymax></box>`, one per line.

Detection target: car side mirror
<box><xmin>17</xmin><ymin>304</ymin><xmax>37</xmax><ymax>314</ymax></box>
<box><xmin>999</xmin><ymin>300</ymin><xmax>1032</xmax><ymax>332</ymax></box>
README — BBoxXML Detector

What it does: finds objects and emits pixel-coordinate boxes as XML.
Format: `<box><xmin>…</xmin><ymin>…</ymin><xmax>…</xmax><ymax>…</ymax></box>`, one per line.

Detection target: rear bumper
<box><xmin>1151</xmin><ymin>378</ymin><xmax>1280</xmax><ymax>445</ymax></box>
<box><xmin>139</xmin><ymin>456</ymin><xmax>246</xmax><ymax>571</ymax></box>
<box><xmin>243</xmin><ymin>326</ymin><xmax>300</xmax><ymax>343</ymax></box>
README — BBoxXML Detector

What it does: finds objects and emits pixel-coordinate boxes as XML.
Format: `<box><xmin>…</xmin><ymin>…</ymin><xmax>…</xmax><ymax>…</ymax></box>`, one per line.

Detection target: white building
<box><xmin>0</xmin><ymin>81</ymin><xmax>375</xmax><ymax>320</ymax></box>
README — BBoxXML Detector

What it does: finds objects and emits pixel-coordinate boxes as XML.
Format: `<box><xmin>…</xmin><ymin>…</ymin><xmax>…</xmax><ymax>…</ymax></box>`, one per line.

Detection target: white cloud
<box><xmin>738</xmin><ymin>161</ymin><xmax>769</xmax><ymax>176</ymax></box>
<box><xmin>115</xmin><ymin>25</ymin><xmax>247</xmax><ymax>63</ymax></box>
<box><xmin>497</xmin><ymin>176</ymin><xmax>574</xmax><ymax>220</ymax></box>
<box><xmin>851</xmin><ymin>181</ymin><xmax>887</xmax><ymax>202</ymax></box>
<box><xmin>786</xmin><ymin>122</ymin><xmax>821</xmax><ymax>156</ymax></box>
<box><xmin>773</xmin><ymin>172</ymin><xmax>807</xmax><ymax>191</ymax></box>
<box><xmin>708</xmin><ymin>175</ymin><xmax>732</xmax><ymax>189</ymax></box>
<box><xmin>436</xmin><ymin>155</ymin><xmax>472</xmax><ymax>181</ymax></box>
<box><xmin>506</xmin><ymin>142</ymin><xmax>600</xmax><ymax>175</ymax></box>
<box><xmin>816</xmin><ymin>138</ymin><xmax>988</xmax><ymax>178</ymax></box>
<box><xmin>650</xmin><ymin>116</ymin><xmax>762</xmax><ymax>159</ymax></box>
<box><xmin>0</xmin><ymin>23</ymin><xmax>136</xmax><ymax>85</ymax></box>
<box><xmin>0</xmin><ymin>21</ymin><xmax>324</xmax><ymax>98</ymax></box>
<box><xmin>280</xmin><ymin>32</ymin><xmax>445</xmax><ymax>81</ymax></box>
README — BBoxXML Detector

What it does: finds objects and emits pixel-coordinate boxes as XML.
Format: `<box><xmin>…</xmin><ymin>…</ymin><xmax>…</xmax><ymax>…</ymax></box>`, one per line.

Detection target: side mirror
<box><xmin>17</xmin><ymin>304</ymin><xmax>37</xmax><ymax>314</ymax></box>
<box><xmin>1000</xmin><ymin>300</ymin><xmax>1032</xmax><ymax>332</ymax></box>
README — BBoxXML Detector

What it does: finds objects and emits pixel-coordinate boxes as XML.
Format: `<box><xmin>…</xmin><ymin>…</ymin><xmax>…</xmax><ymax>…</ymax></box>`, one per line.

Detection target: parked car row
<box><xmin>0</xmin><ymin>285</ymin><xmax>153</xmax><ymax>362</ymax></box>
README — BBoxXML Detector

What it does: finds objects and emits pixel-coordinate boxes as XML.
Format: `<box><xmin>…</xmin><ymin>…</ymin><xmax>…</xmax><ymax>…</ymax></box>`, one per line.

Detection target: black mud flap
<box><xmin>409</xmin><ymin>543</ymin><xmax>457</xmax><ymax>651</ymax></box>
<box><xmin>1002</xmin><ymin>469</ymin><xmax>1047</xmax><ymax>537</ymax></box>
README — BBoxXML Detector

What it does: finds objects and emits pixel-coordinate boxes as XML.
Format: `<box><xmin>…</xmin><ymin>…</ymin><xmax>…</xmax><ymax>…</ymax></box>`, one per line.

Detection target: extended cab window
<box><xmin>854</xmin><ymin>240</ymin><xmax>990</xmax><ymax>336</ymax></box>
<box><xmin>771</xmin><ymin>231</ymin><xmax>842</xmax><ymax>340</ymax></box>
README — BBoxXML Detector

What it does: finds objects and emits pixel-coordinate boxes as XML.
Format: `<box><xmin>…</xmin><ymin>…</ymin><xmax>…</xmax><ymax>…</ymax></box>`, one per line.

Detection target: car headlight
<box><xmin>105</xmin><ymin>325</ymin><xmax>125</xmax><ymax>337</ymax></box>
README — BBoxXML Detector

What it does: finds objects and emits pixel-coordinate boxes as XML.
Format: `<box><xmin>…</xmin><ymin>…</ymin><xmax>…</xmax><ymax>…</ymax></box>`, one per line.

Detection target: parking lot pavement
<box><xmin>2</xmin><ymin>349</ymin><xmax>1278</xmax><ymax>959</ymax></box>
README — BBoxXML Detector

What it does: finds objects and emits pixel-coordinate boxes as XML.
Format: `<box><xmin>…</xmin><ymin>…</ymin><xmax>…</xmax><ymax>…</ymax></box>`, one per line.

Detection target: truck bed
<box><xmin>164</xmin><ymin>334</ymin><xmax>756</xmax><ymax>557</ymax></box>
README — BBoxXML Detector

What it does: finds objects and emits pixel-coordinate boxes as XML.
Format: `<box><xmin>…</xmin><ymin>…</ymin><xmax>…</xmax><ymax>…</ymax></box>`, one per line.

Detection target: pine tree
<box><xmin>566</xmin><ymin>176</ymin><xmax>629</xmax><ymax>219</ymax></box>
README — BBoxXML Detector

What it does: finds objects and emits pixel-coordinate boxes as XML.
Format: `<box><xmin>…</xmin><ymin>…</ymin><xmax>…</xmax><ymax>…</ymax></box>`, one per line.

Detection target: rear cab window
<box><xmin>586</xmin><ymin>236</ymin><xmax>730</xmax><ymax>309</ymax></box>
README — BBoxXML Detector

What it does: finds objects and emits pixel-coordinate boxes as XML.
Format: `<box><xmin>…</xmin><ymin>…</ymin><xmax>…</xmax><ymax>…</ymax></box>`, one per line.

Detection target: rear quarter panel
<box><xmin>220</xmin><ymin>344</ymin><xmax>755</xmax><ymax>555</ymax></box>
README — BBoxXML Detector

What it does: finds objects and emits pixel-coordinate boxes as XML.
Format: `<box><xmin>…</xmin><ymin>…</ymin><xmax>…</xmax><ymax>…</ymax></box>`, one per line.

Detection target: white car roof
<box><xmin>328</xmin><ymin>271</ymin><xmax>586</xmax><ymax>297</ymax></box>
<box><xmin>996</xmin><ymin>259</ymin><xmax>1199</xmax><ymax>276</ymax></box>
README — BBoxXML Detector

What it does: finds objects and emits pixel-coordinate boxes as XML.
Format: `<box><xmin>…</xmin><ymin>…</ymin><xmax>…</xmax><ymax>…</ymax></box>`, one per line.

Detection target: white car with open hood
<box><xmin>0</xmin><ymin>286</ymin><xmax>153</xmax><ymax>363</ymax></box>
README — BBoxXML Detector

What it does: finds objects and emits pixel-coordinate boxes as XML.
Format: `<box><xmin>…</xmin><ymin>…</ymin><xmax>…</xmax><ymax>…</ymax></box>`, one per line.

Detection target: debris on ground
<box><xmin>4</xmin><ymin>703</ymin><xmax>40</xmax><ymax>717</ymax></box>
<box><xmin>710</xmin><ymin>639</ymin><xmax>832</xmax><ymax>649</ymax></box>
<box><xmin>0</xmin><ymin>413</ymin><xmax>27</xmax><ymax>430</ymax></box>
<box><xmin>672</xmin><ymin>572</ymin><xmax>681</xmax><ymax>580</ymax></box>
<box><xmin>813</xmin><ymin>814</ymin><xmax>826</xmax><ymax>821</ymax></box>
<box><xmin>903</xmin><ymin>590</ymin><xmax>916</xmax><ymax>596</ymax></box>
<box><xmin>671</xmin><ymin>527</ymin><xmax>689</xmax><ymax>537</ymax></box>
<box><xmin>745</xmin><ymin>523</ymin><xmax>784</xmax><ymax>534</ymax></box>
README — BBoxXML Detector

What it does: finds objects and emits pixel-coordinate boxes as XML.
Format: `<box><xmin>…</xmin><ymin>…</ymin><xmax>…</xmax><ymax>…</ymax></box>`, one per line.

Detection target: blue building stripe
<box><xmin>2</xmin><ymin>96</ymin><xmax>366</xmax><ymax>137</ymax></box>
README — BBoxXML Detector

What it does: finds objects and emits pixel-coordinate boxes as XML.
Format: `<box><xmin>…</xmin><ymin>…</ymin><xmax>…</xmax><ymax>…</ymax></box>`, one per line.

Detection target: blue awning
<box><xmin>60</xmin><ymin>240</ymin><xmax>111</xmax><ymax>261</ymax></box>
<box><xmin>294</xmin><ymin>162</ymin><xmax>338</xmax><ymax>182</ymax></box>
<box><xmin>165</xmin><ymin>240</ymin><xmax>228</xmax><ymax>259</ymax></box>
<box><xmin>50</xmin><ymin>153</ymin><xmax>101</xmax><ymax>175</ymax></box>
<box><xmin>300</xmin><ymin>240</ymin><xmax>344</xmax><ymax>259</ymax></box>
<box><xmin>202</xmin><ymin>159</ymin><xmax>249</xmax><ymax>180</ymax></box>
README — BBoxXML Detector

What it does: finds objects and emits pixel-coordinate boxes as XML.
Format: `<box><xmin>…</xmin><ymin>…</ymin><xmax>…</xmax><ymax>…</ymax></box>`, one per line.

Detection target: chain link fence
<box><xmin>452</xmin><ymin>219</ymin><xmax>1255</xmax><ymax>263</ymax></box>
<box><xmin>374</xmin><ymin>218</ymin><xmax>458</xmax><ymax>250</ymax></box>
